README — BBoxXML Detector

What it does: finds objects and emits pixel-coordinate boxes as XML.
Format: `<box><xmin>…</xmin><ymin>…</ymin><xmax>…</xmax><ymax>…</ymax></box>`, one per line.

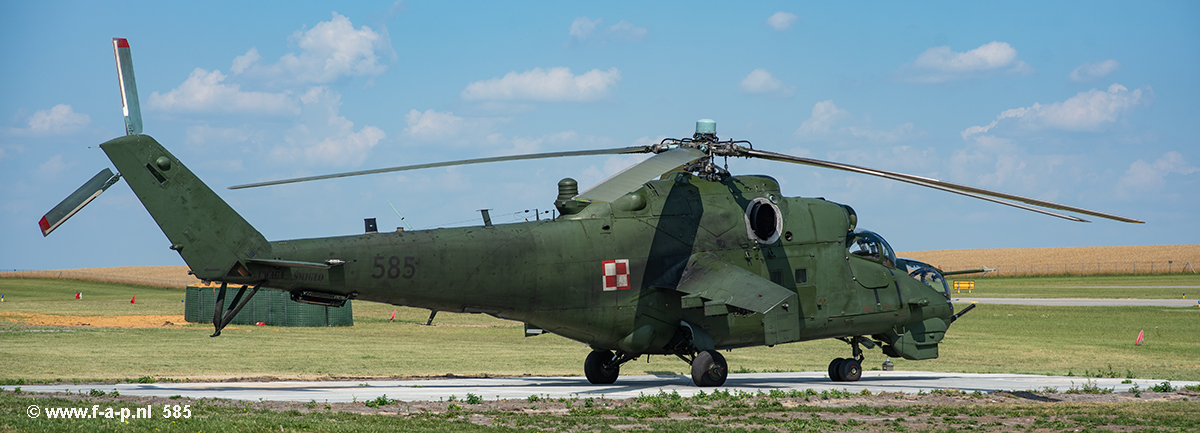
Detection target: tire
<box><xmin>828</xmin><ymin>358</ymin><xmax>845</xmax><ymax>381</ymax></box>
<box><xmin>584</xmin><ymin>349</ymin><xmax>619</xmax><ymax>384</ymax></box>
<box><xmin>838</xmin><ymin>358</ymin><xmax>862</xmax><ymax>382</ymax></box>
<box><xmin>691</xmin><ymin>350</ymin><xmax>728</xmax><ymax>387</ymax></box>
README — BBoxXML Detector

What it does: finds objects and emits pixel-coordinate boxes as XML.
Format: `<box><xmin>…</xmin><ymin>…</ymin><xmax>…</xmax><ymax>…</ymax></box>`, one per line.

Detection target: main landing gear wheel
<box><xmin>828</xmin><ymin>358</ymin><xmax>862</xmax><ymax>382</ymax></box>
<box><xmin>838</xmin><ymin>358</ymin><xmax>862</xmax><ymax>382</ymax></box>
<box><xmin>828</xmin><ymin>358</ymin><xmax>845</xmax><ymax>381</ymax></box>
<box><xmin>691</xmin><ymin>350</ymin><xmax>728</xmax><ymax>387</ymax></box>
<box><xmin>584</xmin><ymin>349</ymin><xmax>619</xmax><ymax>384</ymax></box>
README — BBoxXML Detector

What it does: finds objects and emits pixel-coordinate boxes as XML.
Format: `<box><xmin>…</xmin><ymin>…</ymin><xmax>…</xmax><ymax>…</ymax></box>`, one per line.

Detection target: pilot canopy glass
<box><xmin>898</xmin><ymin>257</ymin><xmax>951</xmax><ymax>297</ymax></box>
<box><xmin>846</xmin><ymin>229</ymin><xmax>896</xmax><ymax>267</ymax></box>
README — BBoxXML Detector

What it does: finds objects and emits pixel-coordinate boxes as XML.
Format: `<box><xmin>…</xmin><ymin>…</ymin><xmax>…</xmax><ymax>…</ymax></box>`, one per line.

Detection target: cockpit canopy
<box><xmin>846</xmin><ymin>229</ymin><xmax>896</xmax><ymax>268</ymax></box>
<box><xmin>897</xmin><ymin>257</ymin><xmax>951</xmax><ymax>297</ymax></box>
<box><xmin>847</xmin><ymin>229</ymin><xmax>950</xmax><ymax>297</ymax></box>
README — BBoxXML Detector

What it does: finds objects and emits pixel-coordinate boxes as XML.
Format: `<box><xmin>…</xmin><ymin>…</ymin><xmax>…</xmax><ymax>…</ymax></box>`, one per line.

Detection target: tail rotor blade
<box><xmin>38</xmin><ymin>168</ymin><xmax>122</xmax><ymax>236</ymax></box>
<box><xmin>112</xmin><ymin>38</ymin><xmax>142</xmax><ymax>135</ymax></box>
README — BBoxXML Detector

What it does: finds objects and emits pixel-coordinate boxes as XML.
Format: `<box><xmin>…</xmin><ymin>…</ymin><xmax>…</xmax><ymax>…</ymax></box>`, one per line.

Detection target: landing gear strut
<box><xmin>668</xmin><ymin>323</ymin><xmax>729</xmax><ymax>387</ymax></box>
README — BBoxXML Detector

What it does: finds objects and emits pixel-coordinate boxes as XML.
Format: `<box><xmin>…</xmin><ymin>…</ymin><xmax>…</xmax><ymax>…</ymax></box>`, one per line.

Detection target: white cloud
<box><xmin>947</xmin><ymin>135</ymin><xmax>1066</xmax><ymax>196</ymax></box>
<box><xmin>0</xmin><ymin>144</ymin><xmax>23</xmax><ymax>163</ymax></box>
<box><xmin>739</xmin><ymin>69</ymin><xmax>795</xmax><ymax>96</ymax></box>
<box><xmin>1069</xmin><ymin>59</ymin><xmax>1120</xmax><ymax>82</ymax></box>
<box><xmin>184</xmin><ymin>125</ymin><xmax>264</xmax><ymax>147</ymax></box>
<box><xmin>272</xmin><ymin>87</ymin><xmax>385</xmax><ymax>167</ymax></box>
<box><xmin>505</xmin><ymin>131</ymin><xmax>579</xmax><ymax>155</ymax></box>
<box><xmin>232</xmin><ymin>12</ymin><xmax>389</xmax><ymax>84</ymax></box>
<box><xmin>606</xmin><ymin>20</ymin><xmax>648</xmax><ymax>42</ymax></box>
<box><xmin>26</xmin><ymin>105</ymin><xmax>90</xmax><ymax>134</ymax></box>
<box><xmin>37</xmin><ymin>154</ymin><xmax>70</xmax><ymax>179</ymax></box>
<box><xmin>1116</xmin><ymin>151</ymin><xmax>1197</xmax><ymax>198</ymax></box>
<box><xmin>569</xmin><ymin>17</ymin><xmax>600</xmax><ymax>41</ymax></box>
<box><xmin>461</xmin><ymin>67</ymin><xmax>621</xmax><ymax>102</ymax></box>
<box><xmin>766</xmin><ymin>12</ymin><xmax>798</xmax><ymax>30</ymax></box>
<box><xmin>962</xmin><ymin>83</ymin><xmax>1149</xmax><ymax>138</ymax></box>
<box><xmin>404</xmin><ymin>109</ymin><xmax>465</xmax><ymax>139</ymax></box>
<box><xmin>148</xmin><ymin>68</ymin><xmax>299</xmax><ymax>115</ymax></box>
<box><xmin>796</xmin><ymin>100</ymin><xmax>921</xmax><ymax>143</ymax></box>
<box><xmin>797</xmin><ymin>100</ymin><xmax>849</xmax><ymax>136</ymax></box>
<box><xmin>230</xmin><ymin>48</ymin><xmax>261</xmax><ymax>75</ymax></box>
<box><xmin>401</xmin><ymin>109</ymin><xmax>512</xmax><ymax>143</ymax></box>
<box><xmin>567</xmin><ymin>17</ymin><xmax>647</xmax><ymax>45</ymax></box>
<box><xmin>903</xmin><ymin>41</ymin><xmax>1032</xmax><ymax>83</ymax></box>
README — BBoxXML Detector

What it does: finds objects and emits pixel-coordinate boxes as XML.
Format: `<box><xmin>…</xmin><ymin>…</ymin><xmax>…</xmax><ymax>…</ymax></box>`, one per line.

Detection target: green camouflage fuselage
<box><xmin>102</xmin><ymin>134</ymin><xmax>953</xmax><ymax>359</ymax></box>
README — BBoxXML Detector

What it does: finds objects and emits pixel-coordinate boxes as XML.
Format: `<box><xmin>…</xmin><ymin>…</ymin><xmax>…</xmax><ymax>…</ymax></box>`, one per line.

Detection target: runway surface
<box><xmin>18</xmin><ymin>373</ymin><xmax>1198</xmax><ymax>403</ymax></box>
<box><xmin>954</xmin><ymin>297</ymin><xmax>1200</xmax><ymax>307</ymax></box>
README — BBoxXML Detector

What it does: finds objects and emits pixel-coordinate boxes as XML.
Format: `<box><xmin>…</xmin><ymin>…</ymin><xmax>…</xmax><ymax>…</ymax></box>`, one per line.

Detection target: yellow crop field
<box><xmin>901</xmin><ymin>244</ymin><xmax>1199</xmax><ymax>276</ymax></box>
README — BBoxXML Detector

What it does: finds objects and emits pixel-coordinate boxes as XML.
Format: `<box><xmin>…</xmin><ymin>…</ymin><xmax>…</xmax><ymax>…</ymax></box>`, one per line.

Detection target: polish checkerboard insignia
<box><xmin>602</xmin><ymin>259</ymin><xmax>630</xmax><ymax>291</ymax></box>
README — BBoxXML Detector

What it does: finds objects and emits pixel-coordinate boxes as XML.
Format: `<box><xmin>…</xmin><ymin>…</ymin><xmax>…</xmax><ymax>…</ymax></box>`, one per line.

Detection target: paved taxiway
<box><xmin>954</xmin><ymin>297</ymin><xmax>1199</xmax><ymax>307</ymax></box>
<box><xmin>19</xmin><ymin>373</ymin><xmax>1199</xmax><ymax>402</ymax></box>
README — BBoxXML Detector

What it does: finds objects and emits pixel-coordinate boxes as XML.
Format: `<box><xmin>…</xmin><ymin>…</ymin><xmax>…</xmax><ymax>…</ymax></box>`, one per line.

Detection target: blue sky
<box><xmin>2</xmin><ymin>1</ymin><xmax>1197</xmax><ymax>270</ymax></box>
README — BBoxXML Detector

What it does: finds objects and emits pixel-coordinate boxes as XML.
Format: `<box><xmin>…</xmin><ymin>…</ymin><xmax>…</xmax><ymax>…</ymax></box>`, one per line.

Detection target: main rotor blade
<box><xmin>576</xmin><ymin>148</ymin><xmax>708</xmax><ymax>202</ymax></box>
<box><xmin>743</xmin><ymin>149</ymin><xmax>1143</xmax><ymax>224</ymax></box>
<box><xmin>229</xmin><ymin>146</ymin><xmax>652</xmax><ymax>190</ymax></box>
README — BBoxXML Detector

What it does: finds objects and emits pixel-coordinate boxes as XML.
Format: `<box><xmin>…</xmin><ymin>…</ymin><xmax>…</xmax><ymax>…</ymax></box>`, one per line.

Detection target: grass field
<box><xmin>2</xmin><ymin>276</ymin><xmax>1198</xmax><ymax>384</ymax></box>
<box><xmin>4</xmin><ymin>388</ymin><xmax>1199</xmax><ymax>432</ymax></box>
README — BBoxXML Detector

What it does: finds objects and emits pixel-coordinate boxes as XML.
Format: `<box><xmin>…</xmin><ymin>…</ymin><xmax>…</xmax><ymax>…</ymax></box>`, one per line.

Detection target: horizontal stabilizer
<box><xmin>39</xmin><ymin>168</ymin><xmax>122</xmax><ymax>236</ymax></box>
<box><xmin>112</xmin><ymin>38</ymin><xmax>142</xmax><ymax>135</ymax></box>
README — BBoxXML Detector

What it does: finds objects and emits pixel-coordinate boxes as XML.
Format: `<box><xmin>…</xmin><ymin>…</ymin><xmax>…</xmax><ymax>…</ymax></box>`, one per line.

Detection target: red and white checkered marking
<box><xmin>602</xmin><ymin>259</ymin><xmax>630</xmax><ymax>291</ymax></box>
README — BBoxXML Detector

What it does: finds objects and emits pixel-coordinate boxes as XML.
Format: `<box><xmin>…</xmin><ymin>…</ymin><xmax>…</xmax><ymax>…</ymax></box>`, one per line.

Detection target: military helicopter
<box><xmin>42</xmin><ymin>38</ymin><xmax>1142</xmax><ymax>387</ymax></box>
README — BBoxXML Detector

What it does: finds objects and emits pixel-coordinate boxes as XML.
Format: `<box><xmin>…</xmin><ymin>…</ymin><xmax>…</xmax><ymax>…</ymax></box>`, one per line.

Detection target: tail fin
<box><xmin>101</xmin><ymin>135</ymin><xmax>269</xmax><ymax>281</ymax></box>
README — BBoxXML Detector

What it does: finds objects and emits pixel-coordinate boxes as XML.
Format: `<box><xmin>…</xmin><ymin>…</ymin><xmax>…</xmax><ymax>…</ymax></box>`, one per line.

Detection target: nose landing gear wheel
<box><xmin>691</xmin><ymin>350</ymin><xmax>728</xmax><ymax>387</ymax></box>
<box><xmin>584</xmin><ymin>349</ymin><xmax>619</xmax><ymax>384</ymax></box>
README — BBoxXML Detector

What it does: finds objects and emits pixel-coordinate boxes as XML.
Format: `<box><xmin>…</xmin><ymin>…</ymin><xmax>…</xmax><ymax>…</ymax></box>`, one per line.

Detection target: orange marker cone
<box><xmin>389</xmin><ymin>309</ymin><xmax>397</xmax><ymax>322</ymax></box>
<box><xmin>130</xmin><ymin>295</ymin><xmax>136</xmax><ymax>304</ymax></box>
<box><xmin>1134</xmin><ymin>329</ymin><xmax>1145</xmax><ymax>346</ymax></box>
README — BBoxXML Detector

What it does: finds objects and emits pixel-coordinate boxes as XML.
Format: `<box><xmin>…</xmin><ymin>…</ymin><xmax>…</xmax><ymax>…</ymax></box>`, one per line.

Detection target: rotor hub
<box><xmin>647</xmin><ymin>119</ymin><xmax>755</xmax><ymax>181</ymax></box>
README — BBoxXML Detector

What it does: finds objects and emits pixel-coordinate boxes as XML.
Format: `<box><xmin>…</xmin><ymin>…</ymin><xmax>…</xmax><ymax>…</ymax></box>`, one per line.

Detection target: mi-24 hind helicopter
<box><xmin>42</xmin><ymin>38</ymin><xmax>1143</xmax><ymax>387</ymax></box>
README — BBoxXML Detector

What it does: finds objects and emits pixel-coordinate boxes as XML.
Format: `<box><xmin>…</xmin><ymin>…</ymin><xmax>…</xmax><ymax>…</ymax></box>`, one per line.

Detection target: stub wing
<box><xmin>676</xmin><ymin>253</ymin><xmax>801</xmax><ymax>346</ymax></box>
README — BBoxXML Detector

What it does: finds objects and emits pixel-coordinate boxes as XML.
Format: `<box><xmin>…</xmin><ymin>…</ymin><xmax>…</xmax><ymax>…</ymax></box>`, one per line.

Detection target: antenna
<box><xmin>388</xmin><ymin>201</ymin><xmax>414</xmax><ymax>231</ymax></box>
